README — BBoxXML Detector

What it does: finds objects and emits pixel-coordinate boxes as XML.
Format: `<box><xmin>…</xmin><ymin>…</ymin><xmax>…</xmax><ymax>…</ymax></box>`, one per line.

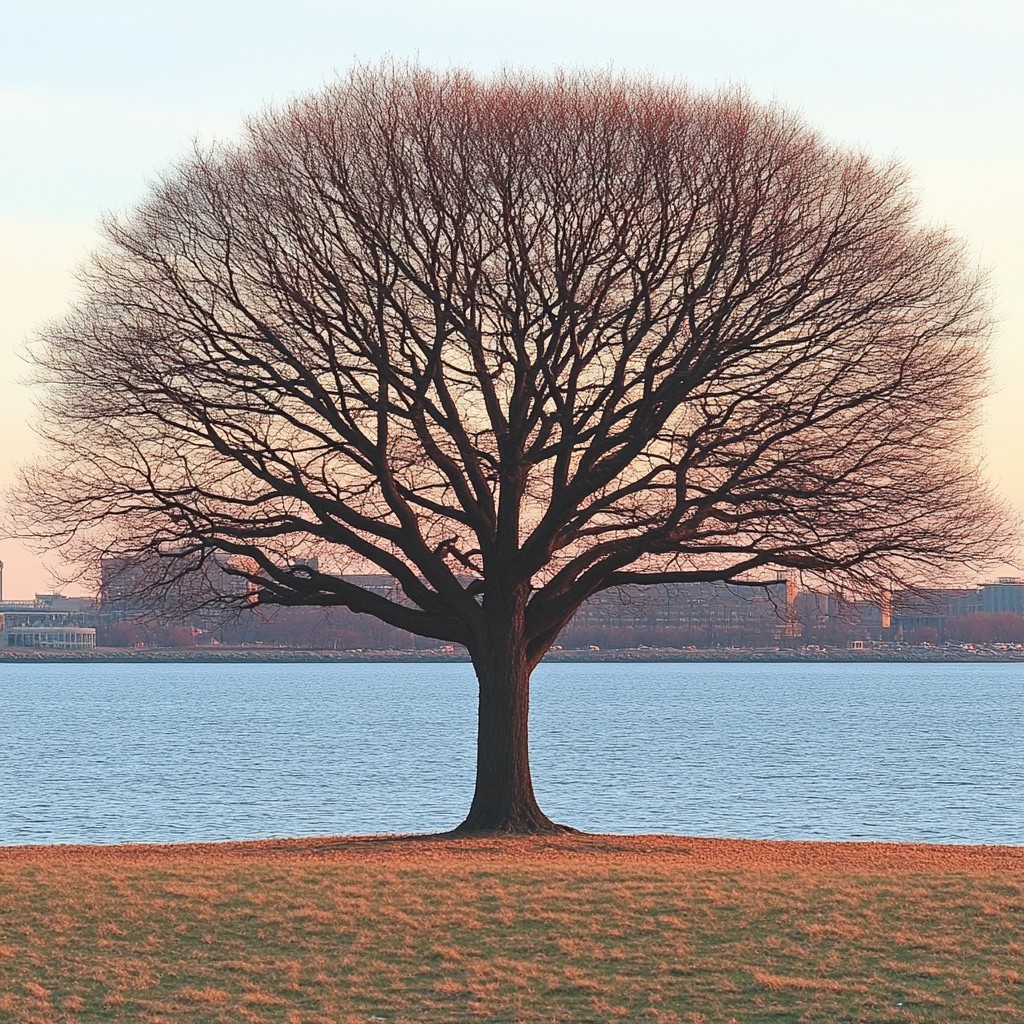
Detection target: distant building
<box><xmin>100</xmin><ymin>550</ymin><xmax>250</xmax><ymax>620</ymax></box>
<box><xmin>0</xmin><ymin>594</ymin><xmax>98</xmax><ymax>649</ymax></box>
<box><xmin>979</xmin><ymin>578</ymin><xmax>1024</xmax><ymax>616</ymax></box>
<box><xmin>788</xmin><ymin>591</ymin><xmax>892</xmax><ymax>643</ymax></box>
<box><xmin>892</xmin><ymin>588</ymin><xmax>980</xmax><ymax>635</ymax></box>
<box><xmin>560</xmin><ymin>578</ymin><xmax>796</xmax><ymax>647</ymax></box>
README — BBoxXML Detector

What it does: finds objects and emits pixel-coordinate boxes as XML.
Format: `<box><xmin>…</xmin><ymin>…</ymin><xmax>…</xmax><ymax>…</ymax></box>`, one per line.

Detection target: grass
<box><xmin>0</xmin><ymin>834</ymin><xmax>1020</xmax><ymax>1023</ymax></box>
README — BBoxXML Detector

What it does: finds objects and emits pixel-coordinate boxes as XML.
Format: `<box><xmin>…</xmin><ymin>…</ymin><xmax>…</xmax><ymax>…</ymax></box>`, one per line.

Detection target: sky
<box><xmin>1</xmin><ymin>0</ymin><xmax>1021</xmax><ymax>598</ymax></box>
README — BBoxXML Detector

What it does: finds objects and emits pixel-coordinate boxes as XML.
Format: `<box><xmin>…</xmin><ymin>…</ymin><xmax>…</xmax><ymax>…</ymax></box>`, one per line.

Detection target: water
<box><xmin>0</xmin><ymin>661</ymin><xmax>1020</xmax><ymax>845</ymax></box>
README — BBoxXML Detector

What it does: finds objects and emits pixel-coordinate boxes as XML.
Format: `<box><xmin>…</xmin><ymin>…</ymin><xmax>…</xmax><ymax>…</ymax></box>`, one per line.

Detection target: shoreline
<box><xmin>2</xmin><ymin>646</ymin><xmax>1021</xmax><ymax>664</ymax></box>
<box><xmin>2</xmin><ymin>832</ymin><xmax>1022</xmax><ymax>872</ymax></box>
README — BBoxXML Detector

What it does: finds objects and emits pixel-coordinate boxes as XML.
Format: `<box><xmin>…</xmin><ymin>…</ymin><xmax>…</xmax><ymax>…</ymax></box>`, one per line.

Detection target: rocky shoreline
<box><xmin>1</xmin><ymin>645</ymin><xmax>1021</xmax><ymax>664</ymax></box>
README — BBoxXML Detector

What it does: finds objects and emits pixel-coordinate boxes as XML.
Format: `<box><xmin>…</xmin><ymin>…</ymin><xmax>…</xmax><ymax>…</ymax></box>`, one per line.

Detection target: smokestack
<box><xmin>880</xmin><ymin>588</ymin><xmax>892</xmax><ymax>630</ymax></box>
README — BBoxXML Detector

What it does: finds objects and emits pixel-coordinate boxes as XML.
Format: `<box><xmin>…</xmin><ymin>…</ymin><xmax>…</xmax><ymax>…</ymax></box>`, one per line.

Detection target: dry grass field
<box><xmin>0</xmin><ymin>834</ymin><xmax>1020</xmax><ymax>1023</ymax></box>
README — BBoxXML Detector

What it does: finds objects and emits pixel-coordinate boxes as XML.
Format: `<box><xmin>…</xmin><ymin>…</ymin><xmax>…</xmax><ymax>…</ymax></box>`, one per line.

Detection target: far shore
<box><xmin>1</xmin><ymin>644</ymin><xmax>1021</xmax><ymax>664</ymax></box>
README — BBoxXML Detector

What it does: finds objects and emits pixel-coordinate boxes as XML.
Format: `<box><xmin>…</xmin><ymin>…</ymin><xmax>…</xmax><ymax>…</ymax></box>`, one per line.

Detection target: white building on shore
<box><xmin>0</xmin><ymin>593</ymin><xmax>98</xmax><ymax>650</ymax></box>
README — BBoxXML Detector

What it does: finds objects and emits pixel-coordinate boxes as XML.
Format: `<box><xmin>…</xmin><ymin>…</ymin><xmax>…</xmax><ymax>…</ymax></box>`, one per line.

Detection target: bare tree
<box><xmin>18</xmin><ymin>66</ymin><xmax>1009</xmax><ymax>832</ymax></box>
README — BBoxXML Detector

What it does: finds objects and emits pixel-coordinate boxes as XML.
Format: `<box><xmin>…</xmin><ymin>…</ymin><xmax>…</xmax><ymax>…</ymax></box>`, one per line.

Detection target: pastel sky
<box><xmin>1</xmin><ymin>0</ymin><xmax>1021</xmax><ymax>598</ymax></box>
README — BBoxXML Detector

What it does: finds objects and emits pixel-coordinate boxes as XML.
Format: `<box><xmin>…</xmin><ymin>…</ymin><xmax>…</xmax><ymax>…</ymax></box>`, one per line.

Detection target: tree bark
<box><xmin>455</xmin><ymin>606</ymin><xmax>569</xmax><ymax>834</ymax></box>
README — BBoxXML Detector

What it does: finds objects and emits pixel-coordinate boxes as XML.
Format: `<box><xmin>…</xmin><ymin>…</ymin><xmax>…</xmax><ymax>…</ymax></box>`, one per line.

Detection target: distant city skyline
<box><xmin>2</xmin><ymin>0</ymin><xmax>1021</xmax><ymax>597</ymax></box>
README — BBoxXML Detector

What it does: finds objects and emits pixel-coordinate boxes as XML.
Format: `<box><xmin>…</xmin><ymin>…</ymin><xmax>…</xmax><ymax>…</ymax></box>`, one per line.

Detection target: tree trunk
<box><xmin>454</xmin><ymin>611</ymin><xmax>569</xmax><ymax>834</ymax></box>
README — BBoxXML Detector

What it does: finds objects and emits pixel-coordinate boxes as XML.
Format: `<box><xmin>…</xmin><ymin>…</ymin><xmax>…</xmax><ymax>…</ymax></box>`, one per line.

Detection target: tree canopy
<box><xmin>18</xmin><ymin>65</ymin><xmax>1009</xmax><ymax>830</ymax></box>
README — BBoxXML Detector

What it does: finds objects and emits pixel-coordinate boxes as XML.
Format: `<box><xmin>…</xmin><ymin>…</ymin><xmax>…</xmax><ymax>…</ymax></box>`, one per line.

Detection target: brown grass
<box><xmin>0</xmin><ymin>834</ymin><xmax>1020</xmax><ymax>1023</ymax></box>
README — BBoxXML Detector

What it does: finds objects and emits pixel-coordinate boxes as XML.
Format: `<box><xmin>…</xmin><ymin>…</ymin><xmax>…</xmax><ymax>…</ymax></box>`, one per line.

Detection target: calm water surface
<box><xmin>1</xmin><ymin>661</ymin><xmax>1020</xmax><ymax>845</ymax></box>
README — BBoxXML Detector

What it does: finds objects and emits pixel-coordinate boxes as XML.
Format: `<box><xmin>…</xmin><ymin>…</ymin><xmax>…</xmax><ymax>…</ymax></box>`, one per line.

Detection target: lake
<box><xmin>0</xmin><ymin>661</ymin><xmax>1020</xmax><ymax>845</ymax></box>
